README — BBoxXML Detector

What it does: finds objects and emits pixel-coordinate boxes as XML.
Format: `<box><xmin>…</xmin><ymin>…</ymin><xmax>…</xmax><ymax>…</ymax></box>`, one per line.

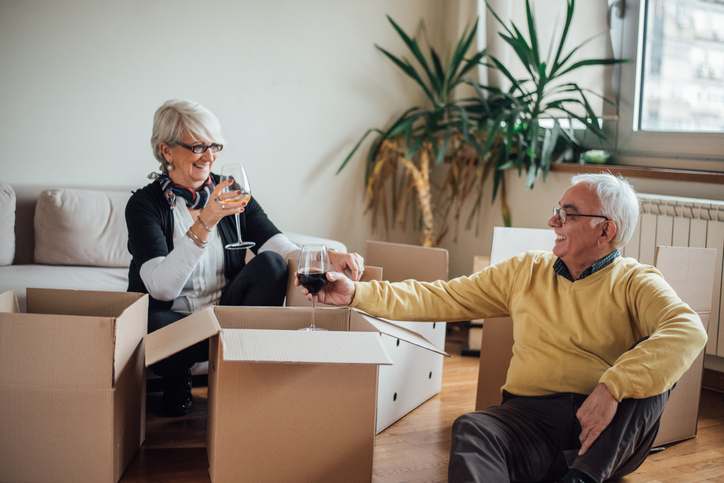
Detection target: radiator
<box><xmin>622</xmin><ymin>194</ymin><xmax>724</xmax><ymax>357</ymax></box>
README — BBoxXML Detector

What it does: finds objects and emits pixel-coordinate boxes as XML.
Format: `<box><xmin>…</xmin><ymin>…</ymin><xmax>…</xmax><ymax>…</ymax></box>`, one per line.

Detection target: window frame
<box><xmin>606</xmin><ymin>0</ymin><xmax>724</xmax><ymax>171</ymax></box>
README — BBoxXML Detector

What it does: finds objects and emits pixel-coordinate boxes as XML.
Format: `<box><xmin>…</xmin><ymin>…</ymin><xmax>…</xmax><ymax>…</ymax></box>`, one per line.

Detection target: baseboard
<box><xmin>702</xmin><ymin>368</ymin><xmax>724</xmax><ymax>393</ymax></box>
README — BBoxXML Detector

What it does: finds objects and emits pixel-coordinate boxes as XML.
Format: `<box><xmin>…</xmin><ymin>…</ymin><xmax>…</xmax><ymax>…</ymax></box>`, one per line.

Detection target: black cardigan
<box><xmin>125</xmin><ymin>174</ymin><xmax>281</xmax><ymax>312</ymax></box>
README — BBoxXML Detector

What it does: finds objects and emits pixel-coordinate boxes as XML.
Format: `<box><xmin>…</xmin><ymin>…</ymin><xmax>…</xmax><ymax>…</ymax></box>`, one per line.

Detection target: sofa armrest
<box><xmin>284</xmin><ymin>232</ymin><xmax>347</xmax><ymax>253</ymax></box>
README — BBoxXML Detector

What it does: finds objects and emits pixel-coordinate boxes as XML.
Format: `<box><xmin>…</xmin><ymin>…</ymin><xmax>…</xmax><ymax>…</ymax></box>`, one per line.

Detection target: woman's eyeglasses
<box><xmin>177</xmin><ymin>142</ymin><xmax>224</xmax><ymax>154</ymax></box>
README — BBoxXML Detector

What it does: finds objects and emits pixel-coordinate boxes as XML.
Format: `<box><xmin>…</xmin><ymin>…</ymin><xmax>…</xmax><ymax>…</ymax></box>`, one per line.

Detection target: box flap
<box><xmin>351</xmin><ymin>310</ymin><xmax>449</xmax><ymax>357</ymax></box>
<box><xmin>0</xmin><ymin>289</ymin><xmax>19</xmax><ymax>313</ymax></box>
<box><xmin>145</xmin><ymin>306</ymin><xmax>220</xmax><ymax>367</ymax></box>
<box><xmin>220</xmin><ymin>329</ymin><xmax>392</xmax><ymax>365</ymax></box>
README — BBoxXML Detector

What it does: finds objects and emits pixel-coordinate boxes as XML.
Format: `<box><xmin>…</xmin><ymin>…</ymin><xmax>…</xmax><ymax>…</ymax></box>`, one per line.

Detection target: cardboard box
<box><xmin>0</xmin><ymin>288</ymin><xmax>148</xmax><ymax>483</ymax></box>
<box><xmin>364</xmin><ymin>241</ymin><xmax>449</xmax><ymax>433</ymax></box>
<box><xmin>474</xmin><ymin>228</ymin><xmax>717</xmax><ymax>447</ymax></box>
<box><xmin>651</xmin><ymin>246</ymin><xmax>716</xmax><ymax>446</ymax></box>
<box><xmin>475</xmin><ymin>227</ymin><xmax>555</xmax><ymax>408</ymax></box>
<box><xmin>145</xmin><ymin>305</ymin><xmax>447</xmax><ymax>483</ymax></box>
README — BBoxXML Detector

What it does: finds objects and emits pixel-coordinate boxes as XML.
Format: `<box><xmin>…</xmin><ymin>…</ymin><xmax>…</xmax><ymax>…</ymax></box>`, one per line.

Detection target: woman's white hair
<box><xmin>150</xmin><ymin>99</ymin><xmax>226</xmax><ymax>172</ymax></box>
<box><xmin>570</xmin><ymin>172</ymin><xmax>640</xmax><ymax>249</ymax></box>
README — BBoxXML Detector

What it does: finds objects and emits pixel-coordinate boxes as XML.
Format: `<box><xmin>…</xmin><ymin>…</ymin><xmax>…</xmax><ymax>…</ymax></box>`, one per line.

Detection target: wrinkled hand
<box><xmin>199</xmin><ymin>179</ymin><xmax>247</xmax><ymax>228</ymax></box>
<box><xmin>577</xmin><ymin>383</ymin><xmax>619</xmax><ymax>456</ymax></box>
<box><xmin>295</xmin><ymin>271</ymin><xmax>356</xmax><ymax>306</ymax></box>
<box><xmin>329</xmin><ymin>251</ymin><xmax>365</xmax><ymax>281</ymax></box>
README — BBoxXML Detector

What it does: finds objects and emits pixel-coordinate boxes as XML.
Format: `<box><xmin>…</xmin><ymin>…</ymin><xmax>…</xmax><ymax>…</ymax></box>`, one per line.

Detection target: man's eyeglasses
<box><xmin>553</xmin><ymin>208</ymin><xmax>609</xmax><ymax>224</ymax></box>
<box><xmin>176</xmin><ymin>142</ymin><xmax>224</xmax><ymax>154</ymax></box>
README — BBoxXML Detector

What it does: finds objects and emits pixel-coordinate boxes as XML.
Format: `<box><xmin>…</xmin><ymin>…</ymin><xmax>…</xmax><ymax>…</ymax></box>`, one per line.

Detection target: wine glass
<box><xmin>297</xmin><ymin>244</ymin><xmax>332</xmax><ymax>331</ymax></box>
<box><xmin>219</xmin><ymin>163</ymin><xmax>255</xmax><ymax>249</ymax></box>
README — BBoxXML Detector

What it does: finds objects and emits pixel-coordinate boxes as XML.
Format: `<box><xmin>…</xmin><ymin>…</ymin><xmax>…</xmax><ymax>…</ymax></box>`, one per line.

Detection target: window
<box><xmin>608</xmin><ymin>0</ymin><xmax>724</xmax><ymax>167</ymax></box>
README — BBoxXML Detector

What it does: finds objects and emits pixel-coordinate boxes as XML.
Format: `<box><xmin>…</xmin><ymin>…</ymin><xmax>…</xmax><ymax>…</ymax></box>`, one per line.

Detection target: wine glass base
<box><xmin>225</xmin><ymin>242</ymin><xmax>255</xmax><ymax>249</ymax></box>
<box><xmin>297</xmin><ymin>327</ymin><xmax>327</xmax><ymax>331</ymax></box>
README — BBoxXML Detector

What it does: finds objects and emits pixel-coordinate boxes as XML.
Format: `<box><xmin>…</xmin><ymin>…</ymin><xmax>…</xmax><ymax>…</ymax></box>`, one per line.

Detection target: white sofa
<box><xmin>0</xmin><ymin>183</ymin><xmax>346</xmax><ymax>312</ymax></box>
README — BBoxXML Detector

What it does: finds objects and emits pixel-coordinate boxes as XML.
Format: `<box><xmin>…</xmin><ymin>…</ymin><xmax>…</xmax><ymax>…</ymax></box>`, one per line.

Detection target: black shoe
<box><xmin>161</xmin><ymin>371</ymin><xmax>193</xmax><ymax>417</ymax></box>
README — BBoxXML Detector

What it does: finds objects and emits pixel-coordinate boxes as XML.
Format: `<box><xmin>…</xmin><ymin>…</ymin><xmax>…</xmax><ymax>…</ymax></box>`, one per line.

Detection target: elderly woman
<box><xmin>126</xmin><ymin>99</ymin><xmax>364</xmax><ymax>417</ymax></box>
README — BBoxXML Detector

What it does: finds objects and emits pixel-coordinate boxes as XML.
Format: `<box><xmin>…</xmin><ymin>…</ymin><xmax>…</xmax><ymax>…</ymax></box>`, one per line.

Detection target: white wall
<box><xmin>0</xmin><ymin>0</ymin><xmax>464</xmax><ymax>256</ymax></box>
<box><xmin>3</xmin><ymin>0</ymin><xmax>723</xmax><ymax>281</ymax></box>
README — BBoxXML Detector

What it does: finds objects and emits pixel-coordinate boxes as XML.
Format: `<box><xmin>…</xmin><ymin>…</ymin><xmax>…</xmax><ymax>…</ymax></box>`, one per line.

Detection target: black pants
<box><xmin>148</xmin><ymin>251</ymin><xmax>288</xmax><ymax>379</ymax></box>
<box><xmin>448</xmin><ymin>388</ymin><xmax>671</xmax><ymax>483</ymax></box>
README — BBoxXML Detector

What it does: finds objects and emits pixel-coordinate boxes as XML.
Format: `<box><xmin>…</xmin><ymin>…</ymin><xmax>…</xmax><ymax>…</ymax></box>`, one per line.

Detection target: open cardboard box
<box><xmin>0</xmin><ymin>288</ymin><xmax>148</xmax><ymax>483</ymax></box>
<box><xmin>364</xmin><ymin>241</ymin><xmax>449</xmax><ymax>433</ymax></box>
<box><xmin>474</xmin><ymin>228</ymin><xmax>717</xmax><ymax>448</ymax></box>
<box><xmin>145</xmin><ymin>304</ymin><xmax>448</xmax><ymax>483</ymax></box>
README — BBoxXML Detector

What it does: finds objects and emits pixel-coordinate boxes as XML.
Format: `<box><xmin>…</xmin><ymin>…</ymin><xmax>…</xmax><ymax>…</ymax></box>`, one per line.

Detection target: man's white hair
<box><xmin>570</xmin><ymin>173</ymin><xmax>640</xmax><ymax>249</ymax></box>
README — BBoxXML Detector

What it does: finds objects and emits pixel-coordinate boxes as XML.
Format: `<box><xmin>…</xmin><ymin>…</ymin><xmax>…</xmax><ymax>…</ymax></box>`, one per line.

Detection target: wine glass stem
<box><xmin>234</xmin><ymin>213</ymin><xmax>243</xmax><ymax>244</ymax></box>
<box><xmin>311</xmin><ymin>295</ymin><xmax>316</xmax><ymax>329</ymax></box>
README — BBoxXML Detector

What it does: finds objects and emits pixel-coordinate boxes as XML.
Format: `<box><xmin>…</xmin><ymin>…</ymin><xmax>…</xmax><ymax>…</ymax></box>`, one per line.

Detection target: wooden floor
<box><xmin>120</xmin><ymin>337</ymin><xmax>724</xmax><ymax>483</ymax></box>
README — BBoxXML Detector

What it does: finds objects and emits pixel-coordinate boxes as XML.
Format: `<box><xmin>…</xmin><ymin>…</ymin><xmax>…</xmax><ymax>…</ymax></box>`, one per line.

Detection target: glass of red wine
<box><xmin>297</xmin><ymin>244</ymin><xmax>331</xmax><ymax>331</ymax></box>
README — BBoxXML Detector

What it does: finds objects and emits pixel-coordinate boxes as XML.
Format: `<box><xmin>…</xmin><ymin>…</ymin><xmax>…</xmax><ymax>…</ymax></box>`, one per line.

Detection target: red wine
<box><xmin>298</xmin><ymin>271</ymin><xmax>329</xmax><ymax>294</ymax></box>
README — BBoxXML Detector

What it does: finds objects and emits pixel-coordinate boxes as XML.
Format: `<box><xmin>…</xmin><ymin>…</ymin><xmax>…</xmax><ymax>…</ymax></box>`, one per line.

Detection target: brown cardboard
<box><xmin>364</xmin><ymin>240</ymin><xmax>449</xmax><ymax>433</ymax></box>
<box><xmin>474</xmin><ymin>232</ymin><xmax>718</xmax><ymax>448</ymax></box>
<box><xmin>475</xmin><ymin>316</ymin><xmax>514</xmax><ymax>409</ymax></box>
<box><xmin>0</xmin><ymin>288</ymin><xmax>148</xmax><ymax>483</ymax></box>
<box><xmin>285</xmin><ymin>258</ymin><xmax>383</xmax><ymax>307</ymax></box>
<box><xmin>145</xmin><ymin>305</ymin><xmax>446</xmax><ymax>483</ymax></box>
<box><xmin>652</xmin><ymin>246</ymin><xmax>716</xmax><ymax>446</ymax></box>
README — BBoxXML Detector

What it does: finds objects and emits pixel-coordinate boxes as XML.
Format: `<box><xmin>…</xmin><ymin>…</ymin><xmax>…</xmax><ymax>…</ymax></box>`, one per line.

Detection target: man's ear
<box><xmin>599</xmin><ymin>220</ymin><xmax>617</xmax><ymax>246</ymax></box>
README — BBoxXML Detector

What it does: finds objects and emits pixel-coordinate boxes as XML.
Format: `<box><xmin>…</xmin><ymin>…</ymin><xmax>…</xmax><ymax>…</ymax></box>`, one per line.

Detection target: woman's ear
<box><xmin>160</xmin><ymin>142</ymin><xmax>172</xmax><ymax>162</ymax></box>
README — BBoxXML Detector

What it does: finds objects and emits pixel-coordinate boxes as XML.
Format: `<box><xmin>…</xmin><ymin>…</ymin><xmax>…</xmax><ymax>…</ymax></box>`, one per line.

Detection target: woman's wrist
<box><xmin>196</xmin><ymin>215</ymin><xmax>214</xmax><ymax>232</ymax></box>
<box><xmin>186</xmin><ymin>227</ymin><xmax>208</xmax><ymax>248</ymax></box>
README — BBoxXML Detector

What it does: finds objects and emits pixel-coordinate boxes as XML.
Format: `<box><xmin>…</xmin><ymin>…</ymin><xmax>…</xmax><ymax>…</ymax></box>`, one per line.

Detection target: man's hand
<box><xmin>295</xmin><ymin>271</ymin><xmax>356</xmax><ymax>306</ymax></box>
<box><xmin>577</xmin><ymin>383</ymin><xmax>619</xmax><ymax>456</ymax></box>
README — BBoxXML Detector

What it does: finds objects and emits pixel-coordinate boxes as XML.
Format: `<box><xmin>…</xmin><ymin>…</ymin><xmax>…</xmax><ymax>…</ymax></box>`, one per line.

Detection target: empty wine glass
<box><xmin>297</xmin><ymin>244</ymin><xmax>331</xmax><ymax>331</ymax></box>
<box><xmin>220</xmin><ymin>163</ymin><xmax>255</xmax><ymax>249</ymax></box>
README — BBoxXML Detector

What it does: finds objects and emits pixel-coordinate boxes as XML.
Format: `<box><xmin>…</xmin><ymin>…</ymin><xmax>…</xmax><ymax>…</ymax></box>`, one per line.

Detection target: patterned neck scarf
<box><xmin>155</xmin><ymin>173</ymin><xmax>215</xmax><ymax>210</ymax></box>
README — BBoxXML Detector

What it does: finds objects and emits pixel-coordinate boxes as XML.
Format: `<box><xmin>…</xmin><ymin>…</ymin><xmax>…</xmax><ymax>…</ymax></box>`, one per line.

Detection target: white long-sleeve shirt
<box><xmin>139</xmin><ymin>203</ymin><xmax>299</xmax><ymax>314</ymax></box>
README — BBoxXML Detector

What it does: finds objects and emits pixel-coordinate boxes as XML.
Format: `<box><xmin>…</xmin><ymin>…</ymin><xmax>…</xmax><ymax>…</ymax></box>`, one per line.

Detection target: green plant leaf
<box><xmin>525</xmin><ymin>0</ymin><xmax>541</xmax><ymax>69</ymax></box>
<box><xmin>385</xmin><ymin>16</ymin><xmax>440</xmax><ymax>95</ymax></box>
<box><xmin>451</xmin><ymin>49</ymin><xmax>488</xmax><ymax>87</ymax></box>
<box><xmin>556</xmin><ymin>58</ymin><xmax>628</xmax><ymax>78</ymax></box>
<box><xmin>488</xmin><ymin>55</ymin><xmax>527</xmax><ymax>97</ymax></box>
<box><xmin>375</xmin><ymin>45</ymin><xmax>436</xmax><ymax>103</ymax></box>
<box><xmin>551</xmin><ymin>0</ymin><xmax>575</xmax><ymax>72</ymax></box>
<box><xmin>338</xmin><ymin>128</ymin><xmax>384</xmax><ymax>174</ymax></box>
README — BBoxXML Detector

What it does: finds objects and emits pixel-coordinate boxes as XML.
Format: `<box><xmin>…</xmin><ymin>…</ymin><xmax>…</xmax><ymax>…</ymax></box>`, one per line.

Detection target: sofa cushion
<box><xmin>34</xmin><ymin>188</ymin><xmax>132</xmax><ymax>267</ymax></box>
<box><xmin>0</xmin><ymin>183</ymin><xmax>16</xmax><ymax>266</ymax></box>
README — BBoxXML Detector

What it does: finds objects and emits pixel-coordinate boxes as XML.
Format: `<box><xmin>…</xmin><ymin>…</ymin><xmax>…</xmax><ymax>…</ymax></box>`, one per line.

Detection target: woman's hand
<box><xmin>198</xmin><ymin>179</ymin><xmax>246</xmax><ymax>229</ymax></box>
<box><xmin>295</xmin><ymin>271</ymin><xmax>357</xmax><ymax>306</ymax></box>
<box><xmin>328</xmin><ymin>250</ymin><xmax>365</xmax><ymax>281</ymax></box>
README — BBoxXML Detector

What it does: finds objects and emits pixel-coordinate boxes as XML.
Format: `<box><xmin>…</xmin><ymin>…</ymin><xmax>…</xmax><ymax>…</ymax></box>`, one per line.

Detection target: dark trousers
<box><xmin>449</xmin><ymin>388</ymin><xmax>671</xmax><ymax>483</ymax></box>
<box><xmin>148</xmin><ymin>251</ymin><xmax>288</xmax><ymax>379</ymax></box>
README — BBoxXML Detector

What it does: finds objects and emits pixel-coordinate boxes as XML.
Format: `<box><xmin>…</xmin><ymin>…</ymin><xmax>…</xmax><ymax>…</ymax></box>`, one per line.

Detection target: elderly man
<box><xmin>299</xmin><ymin>173</ymin><xmax>707</xmax><ymax>483</ymax></box>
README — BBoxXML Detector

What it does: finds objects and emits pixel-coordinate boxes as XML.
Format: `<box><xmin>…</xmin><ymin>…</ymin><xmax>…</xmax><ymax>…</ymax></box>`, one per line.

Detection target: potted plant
<box><xmin>340</xmin><ymin>2</ymin><xmax>626</xmax><ymax>245</ymax></box>
<box><xmin>338</xmin><ymin>16</ymin><xmax>487</xmax><ymax>247</ymax></box>
<box><xmin>470</xmin><ymin>0</ymin><xmax>628</xmax><ymax>214</ymax></box>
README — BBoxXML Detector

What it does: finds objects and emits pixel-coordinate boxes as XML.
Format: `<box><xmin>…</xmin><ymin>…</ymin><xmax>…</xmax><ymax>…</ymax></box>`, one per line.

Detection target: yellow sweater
<box><xmin>351</xmin><ymin>251</ymin><xmax>707</xmax><ymax>401</ymax></box>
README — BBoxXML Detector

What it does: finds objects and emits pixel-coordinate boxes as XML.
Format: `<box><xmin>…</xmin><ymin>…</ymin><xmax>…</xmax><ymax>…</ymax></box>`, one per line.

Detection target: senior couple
<box><xmin>128</xmin><ymin>99</ymin><xmax>705</xmax><ymax>483</ymax></box>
